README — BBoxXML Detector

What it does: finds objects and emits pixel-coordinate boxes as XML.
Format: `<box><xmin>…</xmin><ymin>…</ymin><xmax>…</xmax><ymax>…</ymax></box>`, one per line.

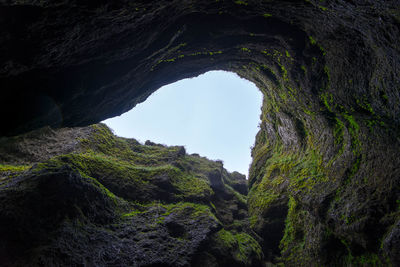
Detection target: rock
<box><xmin>0</xmin><ymin>165</ymin><xmax>117</xmax><ymax>265</ymax></box>
<box><xmin>145</xmin><ymin>140</ymin><xmax>165</xmax><ymax>147</ymax></box>
<box><xmin>0</xmin><ymin>124</ymin><xmax>258</xmax><ymax>266</ymax></box>
<box><xmin>228</xmin><ymin>171</ymin><xmax>248</xmax><ymax>195</ymax></box>
<box><xmin>382</xmin><ymin>219</ymin><xmax>400</xmax><ymax>265</ymax></box>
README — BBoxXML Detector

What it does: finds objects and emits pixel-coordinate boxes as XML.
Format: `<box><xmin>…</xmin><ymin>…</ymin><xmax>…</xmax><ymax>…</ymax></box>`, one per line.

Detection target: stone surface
<box><xmin>1</xmin><ymin>0</ymin><xmax>400</xmax><ymax>265</ymax></box>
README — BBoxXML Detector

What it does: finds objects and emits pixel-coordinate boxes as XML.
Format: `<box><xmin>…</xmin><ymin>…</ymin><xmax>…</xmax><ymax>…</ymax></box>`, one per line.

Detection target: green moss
<box><xmin>319</xmin><ymin>44</ymin><xmax>326</xmax><ymax>56</ymax></box>
<box><xmin>333</xmin><ymin>118</ymin><xmax>346</xmax><ymax>156</ymax></box>
<box><xmin>34</xmin><ymin>154</ymin><xmax>120</xmax><ymax>203</ymax></box>
<box><xmin>214</xmin><ymin>229</ymin><xmax>236</xmax><ymax>248</ymax></box>
<box><xmin>279</xmin><ymin>197</ymin><xmax>309</xmax><ymax>264</ymax></box>
<box><xmin>35</xmin><ymin>150</ymin><xmax>217</xmax><ymax>203</ymax></box>
<box><xmin>234</xmin><ymin>0</ymin><xmax>248</xmax><ymax>5</ymax></box>
<box><xmin>177</xmin><ymin>155</ymin><xmax>226</xmax><ymax>181</ymax></box>
<box><xmin>79</xmin><ymin>124</ymin><xmax>136</xmax><ymax>160</ymax></box>
<box><xmin>261</xmin><ymin>49</ymin><xmax>271</xmax><ymax>56</ymax></box>
<box><xmin>340</xmin><ymin>240</ymin><xmax>383</xmax><ymax>266</ymax></box>
<box><xmin>278</xmin><ymin>63</ymin><xmax>288</xmax><ymax>81</ymax></box>
<box><xmin>0</xmin><ymin>164</ymin><xmax>31</xmax><ymax>174</ymax></box>
<box><xmin>248</xmin><ymin>189</ymin><xmax>279</xmax><ymax>227</ymax></box>
<box><xmin>366</xmin><ymin>119</ymin><xmax>385</xmax><ymax>131</ymax></box>
<box><xmin>122</xmin><ymin>209</ymin><xmax>145</xmax><ymax>217</ymax></box>
<box><xmin>309</xmin><ymin>36</ymin><xmax>317</xmax><ymax>45</ymax></box>
<box><xmin>0</xmin><ymin>164</ymin><xmax>31</xmax><ymax>183</ymax></box>
<box><xmin>188</xmin><ymin>50</ymin><xmax>222</xmax><ymax>57</ymax></box>
<box><xmin>39</xmin><ymin>152</ymin><xmax>174</xmax><ymax>182</ymax></box>
<box><xmin>340</xmin><ymin>239</ymin><xmax>354</xmax><ymax>263</ymax></box>
<box><xmin>273</xmin><ymin>49</ymin><xmax>283</xmax><ymax>60</ymax></box>
<box><xmin>210</xmin><ymin>201</ymin><xmax>217</xmax><ymax>211</ymax></box>
<box><xmin>320</xmin><ymin>92</ymin><xmax>334</xmax><ymax>112</ymax></box>
<box><xmin>312</xmin><ymin>57</ymin><xmax>317</xmax><ymax>66</ymax></box>
<box><xmin>2</xmin><ymin>122</ymin><xmax>265</xmax><ymax>263</ymax></box>
<box><xmin>249</xmin><ymin>141</ymin><xmax>327</xmax><ymax>228</ymax></box>
<box><xmin>80</xmin><ymin>124</ymin><xmax>187</xmax><ymax>167</ymax></box>
<box><xmin>356</xmin><ymin>96</ymin><xmax>375</xmax><ymax>115</ymax></box>
<box><xmin>235</xmin><ymin>232</ymin><xmax>263</xmax><ymax>263</ymax></box>
<box><xmin>279</xmin><ymin>197</ymin><xmax>296</xmax><ymax>253</ymax></box>
<box><xmin>343</xmin><ymin>114</ymin><xmax>359</xmax><ymax>133</ymax></box>
<box><xmin>213</xmin><ymin>229</ymin><xmax>262</xmax><ymax>265</ymax></box>
<box><xmin>319</xmin><ymin>5</ymin><xmax>328</xmax><ymax>11</ymax></box>
<box><xmin>248</xmin><ymin>144</ymin><xmax>271</xmax><ymax>186</ymax></box>
<box><xmin>340</xmin><ymin>114</ymin><xmax>362</xmax><ymax>182</ymax></box>
<box><xmin>172</xmin><ymin>174</ymin><xmax>214</xmax><ymax>200</ymax></box>
<box><xmin>324</xmin><ymin>65</ymin><xmax>330</xmax><ymax>83</ymax></box>
<box><xmin>161</xmin><ymin>202</ymin><xmax>217</xmax><ymax>220</ymax></box>
<box><xmin>300</xmin><ymin>65</ymin><xmax>307</xmax><ymax>74</ymax></box>
<box><xmin>352</xmin><ymin>254</ymin><xmax>382</xmax><ymax>266</ymax></box>
<box><xmin>208</xmin><ymin>51</ymin><xmax>220</xmax><ymax>55</ymax></box>
<box><xmin>150</xmin><ymin>48</ymin><xmax>222</xmax><ymax>70</ymax></box>
<box><xmin>225</xmin><ymin>184</ymin><xmax>247</xmax><ymax>205</ymax></box>
<box><xmin>123</xmin><ymin>201</ymin><xmax>217</xmax><ymax>226</ymax></box>
<box><xmin>175</xmin><ymin>42</ymin><xmax>187</xmax><ymax>49</ymax></box>
<box><xmin>343</xmin><ymin>114</ymin><xmax>361</xmax><ymax>153</ymax></box>
<box><xmin>308</xmin><ymin>36</ymin><xmax>326</xmax><ymax>55</ymax></box>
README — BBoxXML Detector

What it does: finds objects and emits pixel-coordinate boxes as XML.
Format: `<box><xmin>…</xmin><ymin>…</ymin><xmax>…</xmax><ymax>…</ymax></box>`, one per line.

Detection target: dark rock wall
<box><xmin>1</xmin><ymin>0</ymin><xmax>400</xmax><ymax>266</ymax></box>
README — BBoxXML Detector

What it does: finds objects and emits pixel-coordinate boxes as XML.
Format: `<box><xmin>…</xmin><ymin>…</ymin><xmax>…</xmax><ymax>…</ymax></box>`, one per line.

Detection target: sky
<box><xmin>103</xmin><ymin>70</ymin><xmax>263</xmax><ymax>176</ymax></box>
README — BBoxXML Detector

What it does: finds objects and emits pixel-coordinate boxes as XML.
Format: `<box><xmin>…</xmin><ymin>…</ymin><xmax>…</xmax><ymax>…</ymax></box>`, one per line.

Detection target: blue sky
<box><xmin>103</xmin><ymin>70</ymin><xmax>262</xmax><ymax>176</ymax></box>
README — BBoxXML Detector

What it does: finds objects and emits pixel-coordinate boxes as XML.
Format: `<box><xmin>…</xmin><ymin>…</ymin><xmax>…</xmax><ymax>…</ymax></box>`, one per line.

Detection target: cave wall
<box><xmin>1</xmin><ymin>0</ymin><xmax>400</xmax><ymax>265</ymax></box>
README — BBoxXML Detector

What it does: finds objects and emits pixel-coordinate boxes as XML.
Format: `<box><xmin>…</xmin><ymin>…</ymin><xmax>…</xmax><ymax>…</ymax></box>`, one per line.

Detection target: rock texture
<box><xmin>1</xmin><ymin>0</ymin><xmax>400</xmax><ymax>266</ymax></box>
<box><xmin>0</xmin><ymin>124</ymin><xmax>261</xmax><ymax>266</ymax></box>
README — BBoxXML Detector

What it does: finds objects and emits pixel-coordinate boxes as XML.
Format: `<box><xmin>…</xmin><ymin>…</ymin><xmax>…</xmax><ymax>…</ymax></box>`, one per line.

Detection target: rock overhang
<box><xmin>1</xmin><ymin>1</ymin><xmax>400</xmax><ymax>264</ymax></box>
<box><xmin>4</xmin><ymin>0</ymin><xmax>396</xmax><ymax>136</ymax></box>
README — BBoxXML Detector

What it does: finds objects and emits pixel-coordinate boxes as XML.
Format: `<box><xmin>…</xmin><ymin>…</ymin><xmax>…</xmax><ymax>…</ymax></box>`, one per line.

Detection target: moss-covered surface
<box><xmin>0</xmin><ymin>124</ymin><xmax>259</xmax><ymax>266</ymax></box>
<box><xmin>209</xmin><ymin>228</ymin><xmax>263</xmax><ymax>266</ymax></box>
<box><xmin>0</xmin><ymin>164</ymin><xmax>31</xmax><ymax>176</ymax></box>
<box><xmin>246</xmin><ymin>68</ymin><xmax>400</xmax><ymax>265</ymax></box>
<box><xmin>0</xmin><ymin>164</ymin><xmax>31</xmax><ymax>184</ymax></box>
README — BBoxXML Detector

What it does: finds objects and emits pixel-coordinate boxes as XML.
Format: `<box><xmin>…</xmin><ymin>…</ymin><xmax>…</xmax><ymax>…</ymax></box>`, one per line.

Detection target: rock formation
<box><xmin>0</xmin><ymin>124</ymin><xmax>260</xmax><ymax>266</ymax></box>
<box><xmin>0</xmin><ymin>0</ymin><xmax>399</xmax><ymax>265</ymax></box>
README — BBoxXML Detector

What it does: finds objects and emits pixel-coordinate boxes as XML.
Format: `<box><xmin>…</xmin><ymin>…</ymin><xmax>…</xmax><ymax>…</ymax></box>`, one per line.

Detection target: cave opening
<box><xmin>103</xmin><ymin>70</ymin><xmax>263</xmax><ymax>176</ymax></box>
<box><xmin>1</xmin><ymin>1</ymin><xmax>399</xmax><ymax>265</ymax></box>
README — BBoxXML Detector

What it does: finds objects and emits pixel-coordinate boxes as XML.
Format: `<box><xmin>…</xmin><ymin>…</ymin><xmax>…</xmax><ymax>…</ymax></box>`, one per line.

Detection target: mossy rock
<box><xmin>0</xmin><ymin>124</ymin><xmax>256</xmax><ymax>266</ymax></box>
<box><xmin>209</xmin><ymin>228</ymin><xmax>263</xmax><ymax>266</ymax></box>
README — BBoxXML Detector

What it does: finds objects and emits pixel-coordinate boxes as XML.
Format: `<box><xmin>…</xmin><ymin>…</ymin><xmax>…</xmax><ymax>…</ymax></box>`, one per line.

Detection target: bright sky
<box><xmin>103</xmin><ymin>70</ymin><xmax>263</xmax><ymax>176</ymax></box>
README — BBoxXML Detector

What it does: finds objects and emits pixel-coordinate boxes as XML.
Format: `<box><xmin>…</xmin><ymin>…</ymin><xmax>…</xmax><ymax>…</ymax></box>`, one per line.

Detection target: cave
<box><xmin>0</xmin><ymin>0</ymin><xmax>399</xmax><ymax>266</ymax></box>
